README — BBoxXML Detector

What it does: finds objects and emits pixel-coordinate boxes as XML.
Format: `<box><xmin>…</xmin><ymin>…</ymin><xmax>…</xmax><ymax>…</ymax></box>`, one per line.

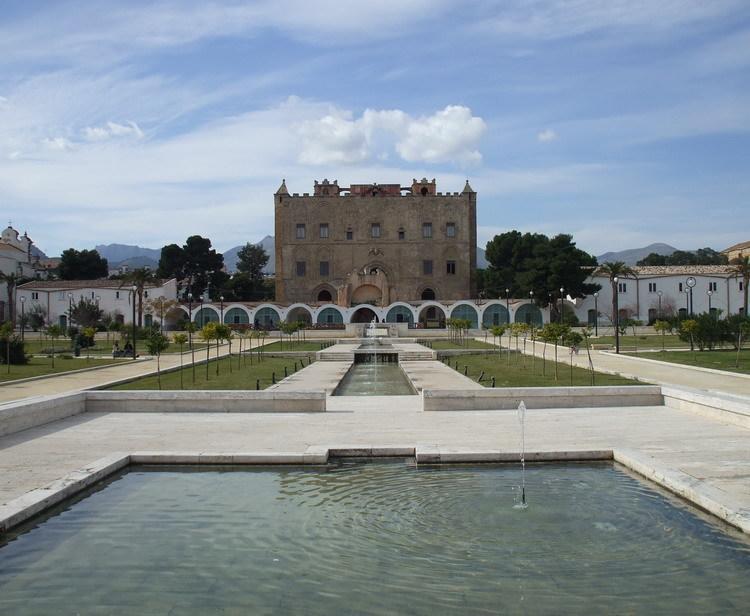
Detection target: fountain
<box><xmin>514</xmin><ymin>401</ymin><xmax>528</xmax><ymax>509</ymax></box>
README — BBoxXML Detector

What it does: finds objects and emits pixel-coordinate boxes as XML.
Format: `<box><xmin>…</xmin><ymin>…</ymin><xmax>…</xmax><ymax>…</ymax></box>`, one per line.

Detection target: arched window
<box><xmin>317</xmin><ymin>307</ymin><xmax>343</xmax><ymax>324</ymax></box>
<box><xmin>386</xmin><ymin>305</ymin><xmax>414</xmax><ymax>324</ymax></box>
<box><xmin>317</xmin><ymin>289</ymin><xmax>332</xmax><ymax>302</ymax></box>
<box><xmin>420</xmin><ymin>187</ymin><xmax>428</xmax><ymax>196</ymax></box>
<box><xmin>421</xmin><ymin>288</ymin><xmax>436</xmax><ymax>301</ymax></box>
<box><xmin>482</xmin><ymin>304</ymin><xmax>509</xmax><ymax>327</ymax></box>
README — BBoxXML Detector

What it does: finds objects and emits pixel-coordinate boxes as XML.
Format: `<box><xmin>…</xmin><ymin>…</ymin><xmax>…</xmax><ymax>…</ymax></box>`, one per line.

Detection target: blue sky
<box><xmin>1</xmin><ymin>0</ymin><xmax>748</xmax><ymax>257</ymax></box>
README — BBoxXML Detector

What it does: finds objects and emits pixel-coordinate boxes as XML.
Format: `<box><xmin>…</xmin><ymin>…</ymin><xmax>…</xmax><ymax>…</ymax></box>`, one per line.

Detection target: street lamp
<box><xmin>613</xmin><ymin>276</ymin><xmax>620</xmax><ymax>354</ymax></box>
<box><xmin>220</xmin><ymin>295</ymin><xmax>225</xmax><ymax>325</ymax></box>
<box><xmin>20</xmin><ymin>296</ymin><xmax>26</xmax><ymax>341</ymax></box>
<box><xmin>131</xmin><ymin>285</ymin><xmax>137</xmax><ymax>360</ymax></box>
<box><xmin>657</xmin><ymin>290</ymin><xmax>663</xmax><ymax>321</ymax></box>
<box><xmin>559</xmin><ymin>287</ymin><xmax>564</xmax><ymax>325</ymax></box>
<box><xmin>199</xmin><ymin>295</ymin><xmax>204</xmax><ymax>329</ymax></box>
<box><xmin>505</xmin><ymin>287</ymin><xmax>510</xmax><ymax>323</ymax></box>
<box><xmin>686</xmin><ymin>276</ymin><xmax>696</xmax><ymax>316</ymax></box>
<box><xmin>593</xmin><ymin>292</ymin><xmax>599</xmax><ymax>336</ymax></box>
<box><xmin>188</xmin><ymin>292</ymin><xmax>195</xmax><ymax>383</ymax></box>
<box><xmin>684</xmin><ymin>289</ymin><xmax>690</xmax><ymax>317</ymax></box>
<box><xmin>707</xmin><ymin>290</ymin><xmax>713</xmax><ymax>316</ymax></box>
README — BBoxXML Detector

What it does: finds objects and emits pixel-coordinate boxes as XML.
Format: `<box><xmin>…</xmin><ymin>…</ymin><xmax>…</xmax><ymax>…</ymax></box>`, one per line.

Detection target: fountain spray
<box><xmin>515</xmin><ymin>400</ymin><xmax>528</xmax><ymax>509</ymax></box>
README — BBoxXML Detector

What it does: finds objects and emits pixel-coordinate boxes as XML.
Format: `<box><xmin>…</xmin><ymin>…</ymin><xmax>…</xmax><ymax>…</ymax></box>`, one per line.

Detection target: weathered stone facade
<box><xmin>274</xmin><ymin>179</ymin><xmax>477</xmax><ymax>307</ymax></box>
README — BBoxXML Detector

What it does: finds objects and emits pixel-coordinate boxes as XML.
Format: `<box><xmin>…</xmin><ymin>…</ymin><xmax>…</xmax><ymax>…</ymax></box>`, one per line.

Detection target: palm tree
<box><xmin>730</xmin><ymin>254</ymin><xmax>749</xmax><ymax>316</ymax></box>
<box><xmin>120</xmin><ymin>268</ymin><xmax>157</xmax><ymax>327</ymax></box>
<box><xmin>597</xmin><ymin>261</ymin><xmax>636</xmax><ymax>329</ymax></box>
<box><xmin>0</xmin><ymin>272</ymin><xmax>20</xmax><ymax>326</ymax></box>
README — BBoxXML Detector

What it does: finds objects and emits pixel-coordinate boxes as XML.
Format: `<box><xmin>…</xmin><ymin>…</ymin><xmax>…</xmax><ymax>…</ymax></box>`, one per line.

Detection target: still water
<box><xmin>333</xmin><ymin>362</ymin><xmax>416</xmax><ymax>395</ymax></box>
<box><xmin>1</xmin><ymin>461</ymin><xmax>749</xmax><ymax>614</ymax></box>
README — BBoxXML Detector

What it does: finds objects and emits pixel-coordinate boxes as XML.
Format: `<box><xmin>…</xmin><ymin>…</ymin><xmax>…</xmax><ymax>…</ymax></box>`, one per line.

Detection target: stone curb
<box><xmin>600</xmin><ymin>351</ymin><xmax>750</xmax><ymax>381</ymax></box>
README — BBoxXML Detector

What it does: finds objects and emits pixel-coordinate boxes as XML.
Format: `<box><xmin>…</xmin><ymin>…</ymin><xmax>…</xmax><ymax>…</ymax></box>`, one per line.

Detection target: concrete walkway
<box><xmin>484</xmin><ymin>338</ymin><xmax>750</xmax><ymax>396</ymax></box>
<box><xmin>0</xmin><ymin>341</ymin><xmax>253</xmax><ymax>405</ymax></box>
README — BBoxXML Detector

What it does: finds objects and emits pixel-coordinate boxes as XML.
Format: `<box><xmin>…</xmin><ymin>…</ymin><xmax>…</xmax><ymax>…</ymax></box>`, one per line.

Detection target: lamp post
<box><xmin>559</xmin><ymin>287</ymin><xmax>564</xmax><ymax>325</ymax></box>
<box><xmin>220</xmin><ymin>295</ymin><xmax>224</xmax><ymax>325</ymax></box>
<box><xmin>593</xmin><ymin>292</ymin><xmax>599</xmax><ymax>336</ymax></box>
<box><xmin>684</xmin><ymin>290</ymin><xmax>689</xmax><ymax>317</ymax></box>
<box><xmin>188</xmin><ymin>292</ymin><xmax>195</xmax><ymax>383</ymax></box>
<box><xmin>707</xmin><ymin>290</ymin><xmax>713</xmax><ymax>316</ymax></box>
<box><xmin>657</xmin><ymin>290</ymin><xmax>663</xmax><ymax>321</ymax></box>
<box><xmin>613</xmin><ymin>276</ymin><xmax>620</xmax><ymax>354</ymax></box>
<box><xmin>199</xmin><ymin>296</ymin><xmax>204</xmax><ymax>329</ymax></box>
<box><xmin>67</xmin><ymin>293</ymin><xmax>73</xmax><ymax>329</ymax></box>
<box><xmin>20</xmin><ymin>296</ymin><xmax>25</xmax><ymax>342</ymax></box>
<box><xmin>686</xmin><ymin>276</ymin><xmax>696</xmax><ymax>316</ymax></box>
<box><xmin>131</xmin><ymin>285</ymin><xmax>137</xmax><ymax>360</ymax></box>
<box><xmin>505</xmin><ymin>288</ymin><xmax>510</xmax><ymax>323</ymax></box>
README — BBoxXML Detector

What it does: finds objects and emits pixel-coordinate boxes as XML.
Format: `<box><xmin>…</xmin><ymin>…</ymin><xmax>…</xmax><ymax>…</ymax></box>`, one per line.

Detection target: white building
<box><xmin>16</xmin><ymin>279</ymin><xmax>178</xmax><ymax>329</ymax></box>
<box><xmin>572</xmin><ymin>265</ymin><xmax>746</xmax><ymax>327</ymax></box>
<box><xmin>0</xmin><ymin>225</ymin><xmax>38</xmax><ymax>322</ymax></box>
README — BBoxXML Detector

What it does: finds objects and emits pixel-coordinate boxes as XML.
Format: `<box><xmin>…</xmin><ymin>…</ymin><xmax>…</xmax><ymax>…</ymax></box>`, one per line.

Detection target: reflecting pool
<box><xmin>333</xmin><ymin>363</ymin><xmax>416</xmax><ymax>395</ymax></box>
<box><xmin>1</xmin><ymin>462</ymin><xmax>749</xmax><ymax>614</ymax></box>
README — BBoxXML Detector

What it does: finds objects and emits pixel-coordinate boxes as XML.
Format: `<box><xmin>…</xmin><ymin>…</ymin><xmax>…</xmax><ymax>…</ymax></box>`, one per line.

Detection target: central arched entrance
<box><xmin>351</xmin><ymin>306</ymin><xmax>379</xmax><ymax>323</ymax></box>
<box><xmin>351</xmin><ymin>284</ymin><xmax>382</xmax><ymax>305</ymax></box>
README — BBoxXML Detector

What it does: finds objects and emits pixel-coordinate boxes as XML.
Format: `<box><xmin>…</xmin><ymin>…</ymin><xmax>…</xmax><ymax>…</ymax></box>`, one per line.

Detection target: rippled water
<box><xmin>333</xmin><ymin>363</ymin><xmax>416</xmax><ymax>395</ymax></box>
<box><xmin>1</xmin><ymin>462</ymin><xmax>749</xmax><ymax>614</ymax></box>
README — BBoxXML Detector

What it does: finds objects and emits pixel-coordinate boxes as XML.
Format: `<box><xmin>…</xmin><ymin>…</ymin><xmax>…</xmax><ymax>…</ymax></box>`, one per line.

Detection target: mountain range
<box><xmin>596</xmin><ymin>243</ymin><xmax>679</xmax><ymax>265</ymax></box>
<box><xmin>91</xmin><ymin>237</ymin><xmax>488</xmax><ymax>273</ymax></box>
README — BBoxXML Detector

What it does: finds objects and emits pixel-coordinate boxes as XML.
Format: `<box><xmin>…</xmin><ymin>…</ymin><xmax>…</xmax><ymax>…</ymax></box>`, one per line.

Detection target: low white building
<box><xmin>572</xmin><ymin>265</ymin><xmax>746</xmax><ymax>327</ymax></box>
<box><xmin>16</xmin><ymin>279</ymin><xmax>178</xmax><ymax>329</ymax></box>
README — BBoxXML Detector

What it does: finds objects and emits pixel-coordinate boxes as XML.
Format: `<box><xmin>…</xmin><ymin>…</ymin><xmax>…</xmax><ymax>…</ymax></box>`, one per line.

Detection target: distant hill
<box><xmin>223</xmin><ymin>236</ymin><xmax>276</xmax><ymax>274</ymax></box>
<box><xmin>95</xmin><ymin>243</ymin><xmax>161</xmax><ymax>264</ymax></box>
<box><xmin>476</xmin><ymin>246</ymin><xmax>488</xmax><ymax>269</ymax></box>
<box><xmin>597</xmin><ymin>243</ymin><xmax>679</xmax><ymax>265</ymax></box>
<box><xmin>30</xmin><ymin>245</ymin><xmax>47</xmax><ymax>260</ymax></box>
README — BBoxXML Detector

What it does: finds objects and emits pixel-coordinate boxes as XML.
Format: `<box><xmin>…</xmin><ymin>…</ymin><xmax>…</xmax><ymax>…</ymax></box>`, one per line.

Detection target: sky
<box><xmin>1</xmin><ymin>0</ymin><xmax>749</xmax><ymax>258</ymax></box>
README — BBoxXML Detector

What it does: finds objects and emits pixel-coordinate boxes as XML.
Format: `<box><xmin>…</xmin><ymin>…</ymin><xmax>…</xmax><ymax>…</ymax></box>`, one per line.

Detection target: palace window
<box><xmin>371</xmin><ymin>223</ymin><xmax>381</xmax><ymax>238</ymax></box>
<box><xmin>678</xmin><ymin>282</ymin><xmax>683</xmax><ymax>292</ymax></box>
<box><xmin>422</xmin><ymin>222</ymin><xmax>432</xmax><ymax>239</ymax></box>
<box><xmin>398</xmin><ymin>228</ymin><xmax>405</xmax><ymax>240</ymax></box>
<box><xmin>423</xmin><ymin>260</ymin><xmax>433</xmax><ymax>275</ymax></box>
<box><xmin>618</xmin><ymin>282</ymin><xmax>627</xmax><ymax>293</ymax></box>
<box><xmin>346</xmin><ymin>229</ymin><xmax>353</xmax><ymax>241</ymax></box>
<box><xmin>296</xmin><ymin>224</ymin><xmax>306</xmax><ymax>240</ymax></box>
<box><xmin>319</xmin><ymin>261</ymin><xmax>329</xmax><ymax>276</ymax></box>
<box><xmin>446</xmin><ymin>260</ymin><xmax>456</xmax><ymax>275</ymax></box>
<box><xmin>446</xmin><ymin>223</ymin><xmax>456</xmax><ymax>238</ymax></box>
<box><xmin>708</xmin><ymin>281</ymin><xmax>717</xmax><ymax>292</ymax></box>
<box><xmin>31</xmin><ymin>292</ymin><xmax>39</xmax><ymax>300</ymax></box>
<box><xmin>319</xmin><ymin>223</ymin><xmax>329</xmax><ymax>239</ymax></box>
<box><xmin>648</xmin><ymin>282</ymin><xmax>657</xmax><ymax>293</ymax></box>
<box><xmin>296</xmin><ymin>261</ymin><xmax>306</xmax><ymax>277</ymax></box>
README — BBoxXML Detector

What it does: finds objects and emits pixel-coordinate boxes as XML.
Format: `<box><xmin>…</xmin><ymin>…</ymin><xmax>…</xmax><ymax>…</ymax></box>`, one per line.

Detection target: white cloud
<box><xmin>537</xmin><ymin>129</ymin><xmax>557</xmax><ymax>142</ymax></box>
<box><xmin>396</xmin><ymin>106</ymin><xmax>486</xmax><ymax>164</ymax></box>
<box><xmin>42</xmin><ymin>137</ymin><xmax>73</xmax><ymax>151</ymax></box>
<box><xmin>297</xmin><ymin>104</ymin><xmax>485</xmax><ymax>166</ymax></box>
<box><xmin>83</xmin><ymin>121</ymin><xmax>143</xmax><ymax>141</ymax></box>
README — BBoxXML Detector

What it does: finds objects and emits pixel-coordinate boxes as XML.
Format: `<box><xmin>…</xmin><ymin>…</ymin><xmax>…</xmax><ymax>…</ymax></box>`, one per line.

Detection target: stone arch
<box><xmin>481</xmin><ymin>302</ymin><xmax>509</xmax><ymax>327</ymax></box>
<box><xmin>385</xmin><ymin>303</ymin><xmax>415</xmax><ymax>325</ymax></box>
<box><xmin>254</xmin><ymin>305</ymin><xmax>280</xmax><ymax>329</ymax></box>
<box><xmin>351</xmin><ymin>284</ymin><xmax>381</xmax><ymax>305</ymax></box>
<box><xmin>514</xmin><ymin>303</ymin><xmax>543</xmax><ymax>326</ymax></box>
<box><xmin>420</xmin><ymin>287</ymin><xmax>436</xmax><ymax>301</ymax></box>
<box><xmin>286</xmin><ymin>304</ymin><xmax>313</xmax><ymax>325</ymax></box>
<box><xmin>164</xmin><ymin>305</ymin><xmax>189</xmax><ymax>330</ymax></box>
<box><xmin>350</xmin><ymin>306</ymin><xmax>379</xmax><ymax>323</ymax></box>
<box><xmin>417</xmin><ymin>302</ymin><xmax>446</xmax><ymax>328</ymax></box>
<box><xmin>449</xmin><ymin>303</ymin><xmax>479</xmax><ymax>328</ymax></box>
<box><xmin>194</xmin><ymin>306</ymin><xmax>220</xmax><ymax>327</ymax></box>
<box><xmin>224</xmin><ymin>306</ymin><xmax>250</xmax><ymax>325</ymax></box>
<box><xmin>316</xmin><ymin>305</ymin><xmax>344</xmax><ymax>325</ymax></box>
<box><xmin>313</xmin><ymin>284</ymin><xmax>335</xmax><ymax>303</ymax></box>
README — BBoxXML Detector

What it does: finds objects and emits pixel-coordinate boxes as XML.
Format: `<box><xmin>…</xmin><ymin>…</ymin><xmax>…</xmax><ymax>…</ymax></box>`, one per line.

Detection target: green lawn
<box><xmin>0</xmin><ymin>357</ymin><xmax>125</xmax><ymax>383</ymax></box>
<box><xmin>259</xmin><ymin>340</ymin><xmax>331</xmax><ymax>352</ymax></box>
<box><xmin>425</xmin><ymin>339</ymin><xmax>496</xmax><ymax>350</ymax></box>
<box><xmin>21</xmin><ymin>338</ymin><xmax>209</xmax><ymax>356</ymax></box>
<box><xmin>110</xmin><ymin>354</ymin><xmax>314</xmax><ymax>390</ymax></box>
<box><xmin>588</xmin><ymin>334</ymin><xmax>689</xmax><ymax>350</ymax></box>
<box><xmin>624</xmin><ymin>349</ymin><xmax>750</xmax><ymax>375</ymax></box>
<box><xmin>446</xmin><ymin>352</ymin><xmax>640</xmax><ymax>387</ymax></box>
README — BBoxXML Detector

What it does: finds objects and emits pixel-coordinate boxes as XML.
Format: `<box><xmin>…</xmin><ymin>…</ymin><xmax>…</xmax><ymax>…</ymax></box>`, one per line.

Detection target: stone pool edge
<box><xmin>2</xmin><ymin>446</ymin><xmax>748</xmax><ymax>536</ymax></box>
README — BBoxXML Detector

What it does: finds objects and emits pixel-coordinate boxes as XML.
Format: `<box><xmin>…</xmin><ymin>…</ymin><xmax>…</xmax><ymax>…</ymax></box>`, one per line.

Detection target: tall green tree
<box><xmin>158</xmin><ymin>236</ymin><xmax>227</xmax><ymax>299</ymax></box>
<box><xmin>637</xmin><ymin>248</ymin><xmax>728</xmax><ymax>266</ymax></box>
<box><xmin>0</xmin><ymin>272</ymin><xmax>21</xmax><ymax>324</ymax></box>
<box><xmin>730</xmin><ymin>254</ymin><xmax>749</xmax><ymax>316</ymax></box>
<box><xmin>483</xmin><ymin>231</ymin><xmax>599</xmax><ymax>304</ymax></box>
<box><xmin>58</xmin><ymin>248</ymin><xmax>108</xmax><ymax>279</ymax></box>
<box><xmin>157</xmin><ymin>243</ymin><xmax>185</xmax><ymax>281</ymax></box>
<box><xmin>597</xmin><ymin>261</ymin><xmax>636</xmax><ymax>327</ymax></box>
<box><xmin>119</xmin><ymin>268</ymin><xmax>156</xmax><ymax>327</ymax></box>
<box><xmin>69</xmin><ymin>297</ymin><xmax>104</xmax><ymax>329</ymax></box>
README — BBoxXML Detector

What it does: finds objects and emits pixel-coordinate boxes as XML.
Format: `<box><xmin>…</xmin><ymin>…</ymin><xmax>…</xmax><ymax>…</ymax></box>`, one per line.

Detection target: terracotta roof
<box><xmin>594</xmin><ymin>265</ymin><xmax>737</xmax><ymax>277</ymax></box>
<box><xmin>723</xmin><ymin>240</ymin><xmax>750</xmax><ymax>254</ymax></box>
<box><xmin>18</xmin><ymin>278</ymin><xmax>172</xmax><ymax>290</ymax></box>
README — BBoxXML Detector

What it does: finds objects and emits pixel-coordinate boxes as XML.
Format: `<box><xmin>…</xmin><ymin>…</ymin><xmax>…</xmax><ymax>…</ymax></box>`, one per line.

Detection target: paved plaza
<box><xmin>1</xmin><ymin>337</ymin><xmax>749</xmax><ymax>535</ymax></box>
